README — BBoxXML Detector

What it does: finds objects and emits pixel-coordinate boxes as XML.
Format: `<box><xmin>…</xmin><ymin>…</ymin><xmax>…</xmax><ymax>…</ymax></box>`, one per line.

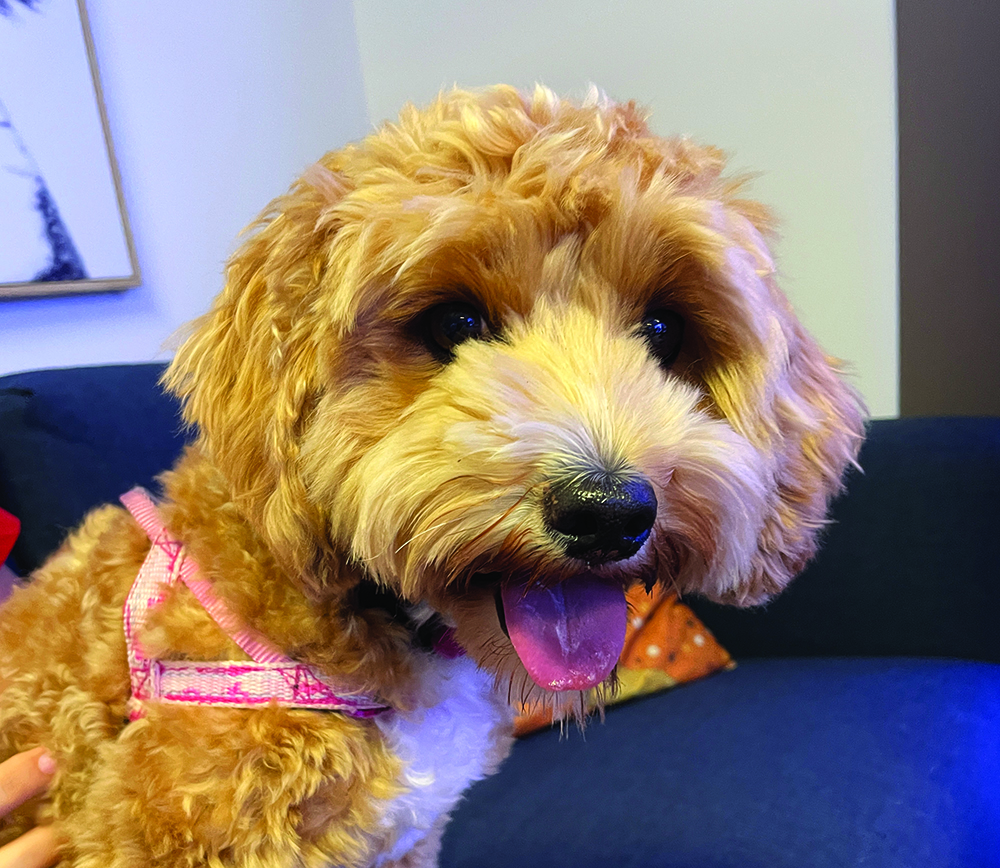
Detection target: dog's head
<box><xmin>166</xmin><ymin>86</ymin><xmax>864</xmax><ymax>710</ymax></box>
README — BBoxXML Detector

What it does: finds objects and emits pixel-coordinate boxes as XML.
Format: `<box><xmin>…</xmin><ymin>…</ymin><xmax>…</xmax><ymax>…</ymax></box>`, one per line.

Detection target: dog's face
<box><xmin>167</xmin><ymin>87</ymin><xmax>864</xmax><ymax>710</ymax></box>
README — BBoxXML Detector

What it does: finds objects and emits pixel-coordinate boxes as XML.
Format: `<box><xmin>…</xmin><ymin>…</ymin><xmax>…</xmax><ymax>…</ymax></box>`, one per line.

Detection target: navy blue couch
<box><xmin>1</xmin><ymin>364</ymin><xmax>998</xmax><ymax>867</ymax></box>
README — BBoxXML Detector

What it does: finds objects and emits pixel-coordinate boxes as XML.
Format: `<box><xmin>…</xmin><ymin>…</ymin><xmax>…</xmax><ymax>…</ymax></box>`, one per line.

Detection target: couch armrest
<box><xmin>689</xmin><ymin>417</ymin><xmax>1000</xmax><ymax>663</ymax></box>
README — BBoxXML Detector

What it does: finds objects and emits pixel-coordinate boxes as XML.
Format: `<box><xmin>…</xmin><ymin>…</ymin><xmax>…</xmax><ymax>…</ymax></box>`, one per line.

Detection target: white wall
<box><xmin>353</xmin><ymin>0</ymin><xmax>898</xmax><ymax>417</ymax></box>
<box><xmin>1</xmin><ymin>0</ymin><xmax>898</xmax><ymax>418</ymax></box>
<box><xmin>0</xmin><ymin>0</ymin><xmax>368</xmax><ymax>375</ymax></box>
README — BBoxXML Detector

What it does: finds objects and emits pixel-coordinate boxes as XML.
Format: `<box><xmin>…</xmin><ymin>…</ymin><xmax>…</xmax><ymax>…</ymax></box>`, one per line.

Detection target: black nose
<box><xmin>543</xmin><ymin>475</ymin><xmax>657</xmax><ymax>564</ymax></box>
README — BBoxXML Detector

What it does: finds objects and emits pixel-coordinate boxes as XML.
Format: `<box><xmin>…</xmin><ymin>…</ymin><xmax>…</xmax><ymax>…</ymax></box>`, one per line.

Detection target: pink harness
<box><xmin>121</xmin><ymin>488</ymin><xmax>391</xmax><ymax>721</ymax></box>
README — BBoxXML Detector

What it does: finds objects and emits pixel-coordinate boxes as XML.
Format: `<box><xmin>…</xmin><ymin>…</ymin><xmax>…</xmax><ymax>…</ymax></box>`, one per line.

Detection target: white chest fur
<box><xmin>371</xmin><ymin>655</ymin><xmax>514</xmax><ymax>865</ymax></box>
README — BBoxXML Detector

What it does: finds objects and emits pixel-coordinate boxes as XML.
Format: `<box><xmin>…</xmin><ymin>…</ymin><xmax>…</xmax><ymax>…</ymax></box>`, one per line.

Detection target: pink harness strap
<box><xmin>120</xmin><ymin>488</ymin><xmax>390</xmax><ymax>720</ymax></box>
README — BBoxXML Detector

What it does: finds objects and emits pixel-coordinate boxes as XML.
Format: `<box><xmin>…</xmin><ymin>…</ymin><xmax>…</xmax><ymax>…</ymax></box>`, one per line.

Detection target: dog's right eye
<box><xmin>638</xmin><ymin>309</ymin><xmax>685</xmax><ymax>369</ymax></box>
<box><xmin>425</xmin><ymin>302</ymin><xmax>490</xmax><ymax>359</ymax></box>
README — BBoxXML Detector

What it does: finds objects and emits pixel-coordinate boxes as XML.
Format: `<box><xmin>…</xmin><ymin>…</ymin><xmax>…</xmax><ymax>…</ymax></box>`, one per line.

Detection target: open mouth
<box><xmin>490</xmin><ymin>574</ymin><xmax>627</xmax><ymax>693</ymax></box>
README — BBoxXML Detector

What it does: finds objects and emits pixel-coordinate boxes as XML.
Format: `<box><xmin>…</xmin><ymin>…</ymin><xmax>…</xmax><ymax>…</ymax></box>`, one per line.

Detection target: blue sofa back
<box><xmin>1</xmin><ymin>363</ymin><xmax>998</xmax><ymax>662</ymax></box>
<box><xmin>689</xmin><ymin>416</ymin><xmax>1000</xmax><ymax>662</ymax></box>
<box><xmin>0</xmin><ymin>364</ymin><xmax>187</xmax><ymax>575</ymax></box>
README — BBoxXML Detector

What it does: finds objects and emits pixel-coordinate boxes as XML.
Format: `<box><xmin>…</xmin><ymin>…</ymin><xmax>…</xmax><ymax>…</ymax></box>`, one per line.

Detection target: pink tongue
<box><xmin>501</xmin><ymin>576</ymin><xmax>627</xmax><ymax>692</ymax></box>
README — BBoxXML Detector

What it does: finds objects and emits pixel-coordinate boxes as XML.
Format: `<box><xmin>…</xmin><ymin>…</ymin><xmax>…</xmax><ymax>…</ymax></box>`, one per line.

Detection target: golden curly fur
<box><xmin>0</xmin><ymin>85</ymin><xmax>864</xmax><ymax>867</ymax></box>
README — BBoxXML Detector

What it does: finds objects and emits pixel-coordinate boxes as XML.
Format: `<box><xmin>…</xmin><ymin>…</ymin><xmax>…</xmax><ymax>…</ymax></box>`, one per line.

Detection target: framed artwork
<box><xmin>0</xmin><ymin>0</ymin><xmax>139</xmax><ymax>298</ymax></box>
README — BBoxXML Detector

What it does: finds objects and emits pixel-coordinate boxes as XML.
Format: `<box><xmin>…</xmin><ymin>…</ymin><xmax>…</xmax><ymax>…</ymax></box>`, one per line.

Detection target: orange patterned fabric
<box><xmin>513</xmin><ymin>585</ymin><xmax>734</xmax><ymax>736</ymax></box>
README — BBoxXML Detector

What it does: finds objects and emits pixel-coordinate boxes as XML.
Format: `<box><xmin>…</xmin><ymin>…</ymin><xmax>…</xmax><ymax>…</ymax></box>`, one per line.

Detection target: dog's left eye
<box><xmin>426</xmin><ymin>302</ymin><xmax>490</xmax><ymax>358</ymax></box>
<box><xmin>638</xmin><ymin>309</ymin><xmax>685</xmax><ymax>369</ymax></box>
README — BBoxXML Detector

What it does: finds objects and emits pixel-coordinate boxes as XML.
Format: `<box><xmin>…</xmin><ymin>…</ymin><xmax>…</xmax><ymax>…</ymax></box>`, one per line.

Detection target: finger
<box><xmin>0</xmin><ymin>825</ymin><xmax>61</xmax><ymax>868</ymax></box>
<box><xmin>0</xmin><ymin>749</ymin><xmax>56</xmax><ymax>816</ymax></box>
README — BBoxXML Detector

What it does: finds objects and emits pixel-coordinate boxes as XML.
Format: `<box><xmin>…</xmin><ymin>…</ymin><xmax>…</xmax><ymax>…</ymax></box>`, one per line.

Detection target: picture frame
<box><xmin>0</xmin><ymin>0</ymin><xmax>139</xmax><ymax>299</ymax></box>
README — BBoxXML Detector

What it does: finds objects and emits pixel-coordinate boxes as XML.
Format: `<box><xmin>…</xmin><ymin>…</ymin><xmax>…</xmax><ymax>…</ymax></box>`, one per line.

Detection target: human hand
<box><xmin>0</xmin><ymin>748</ymin><xmax>60</xmax><ymax>868</ymax></box>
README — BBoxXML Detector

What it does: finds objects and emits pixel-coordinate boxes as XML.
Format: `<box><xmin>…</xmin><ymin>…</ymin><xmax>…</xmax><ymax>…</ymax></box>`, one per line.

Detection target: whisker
<box><xmin>453</xmin><ymin>484</ymin><xmax>538</xmax><ymax>565</ymax></box>
<box><xmin>364</xmin><ymin>476</ymin><xmax>538</xmax><ymax>565</ymax></box>
<box><xmin>393</xmin><ymin>514</ymin><xmax>467</xmax><ymax>554</ymax></box>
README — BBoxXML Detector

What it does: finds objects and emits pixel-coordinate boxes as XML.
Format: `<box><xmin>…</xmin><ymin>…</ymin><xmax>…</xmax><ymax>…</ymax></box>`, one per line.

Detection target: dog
<box><xmin>0</xmin><ymin>85</ymin><xmax>864</xmax><ymax>867</ymax></box>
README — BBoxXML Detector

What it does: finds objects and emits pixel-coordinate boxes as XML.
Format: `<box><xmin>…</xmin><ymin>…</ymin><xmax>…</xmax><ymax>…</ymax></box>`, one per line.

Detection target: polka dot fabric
<box><xmin>513</xmin><ymin>585</ymin><xmax>734</xmax><ymax>736</ymax></box>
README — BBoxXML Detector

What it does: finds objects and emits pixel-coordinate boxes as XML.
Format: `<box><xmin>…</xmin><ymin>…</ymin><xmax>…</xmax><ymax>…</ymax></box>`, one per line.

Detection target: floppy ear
<box><xmin>163</xmin><ymin>164</ymin><xmax>351</xmax><ymax>591</ymax></box>
<box><xmin>703</xmin><ymin>211</ymin><xmax>867</xmax><ymax>604</ymax></box>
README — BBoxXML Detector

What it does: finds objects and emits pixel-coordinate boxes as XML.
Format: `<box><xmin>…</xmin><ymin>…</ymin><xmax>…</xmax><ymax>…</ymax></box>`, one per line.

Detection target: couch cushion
<box><xmin>0</xmin><ymin>364</ymin><xmax>188</xmax><ymax>575</ymax></box>
<box><xmin>689</xmin><ymin>417</ymin><xmax>1000</xmax><ymax>663</ymax></box>
<box><xmin>442</xmin><ymin>657</ymin><xmax>1000</xmax><ymax>868</ymax></box>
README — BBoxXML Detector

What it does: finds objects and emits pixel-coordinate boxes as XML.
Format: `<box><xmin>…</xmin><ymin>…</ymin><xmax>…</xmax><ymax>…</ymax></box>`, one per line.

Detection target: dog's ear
<box><xmin>703</xmin><ymin>210</ymin><xmax>866</xmax><ymax>604</ymax></box>
<box><xmin>163</xmin><ymin>163</ymin><xmax>352</xmax><ymax>592</ymax></box>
